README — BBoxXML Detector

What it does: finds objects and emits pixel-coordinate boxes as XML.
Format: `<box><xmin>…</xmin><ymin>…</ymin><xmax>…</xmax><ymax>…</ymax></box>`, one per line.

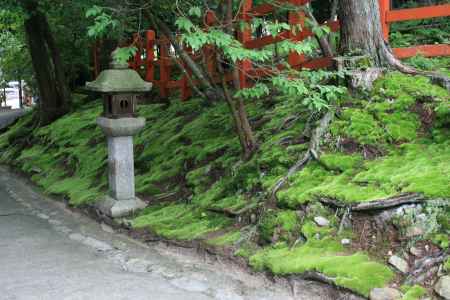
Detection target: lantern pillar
<box><xmin>96</xmin><ymin>117</ymin><xmax>146</xmax><ymax>217</ymax></box>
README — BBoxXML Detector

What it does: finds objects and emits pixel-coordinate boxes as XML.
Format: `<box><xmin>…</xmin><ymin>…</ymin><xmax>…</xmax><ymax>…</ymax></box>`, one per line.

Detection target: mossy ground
<box><xmin>1</xmin><ymin>71</ymin><xmax>449</xmax><ymax>296</ymax></box>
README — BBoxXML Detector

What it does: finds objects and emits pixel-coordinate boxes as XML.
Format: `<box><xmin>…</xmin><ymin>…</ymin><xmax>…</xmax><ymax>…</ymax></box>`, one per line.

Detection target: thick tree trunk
<box><xmin>339</xmin><ymin>0</ymin><xmax>390</xmax><ymax>67</ymax></box>
<box><xmin>339</xmin><ymin>0</ymin><xmax>449</xmax><ymax>90</ymax></box>
<box><xmin>21</xmin><ymin>0</ymin><xmax>70</xmax><ymax>125</ymax></box>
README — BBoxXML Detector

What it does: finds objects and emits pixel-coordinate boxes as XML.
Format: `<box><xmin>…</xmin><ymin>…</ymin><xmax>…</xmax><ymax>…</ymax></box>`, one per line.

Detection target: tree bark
<box><xmin>20</xmin><ymin>0</ymin><xmax>70</xmax><ymax>125</ymax></box>
<box><xmin>18</xmin><ymin>79</ymin><xmax>23</xmax><ymax>108</ymax></box>
<box><xmin>339</xmin><ymin>0</ymin><xmax>390</xmax><ymax>67</ymax></box>
<box><xmin>226</xmin><ymin>0</ymin><xmax>258</xmax><ymax>159</ymax></box>
<box><xmin>339</xmin><ymin>0</ymin><xmax>449</xmax><ymax>90</ymax></box>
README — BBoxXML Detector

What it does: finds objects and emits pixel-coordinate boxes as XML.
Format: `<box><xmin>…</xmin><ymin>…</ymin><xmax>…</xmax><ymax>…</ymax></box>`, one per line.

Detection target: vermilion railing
<box><xmin>379</xmin><ymin>0</ymin><xmax>450</xmax><ymax>58</ymax></box>
<box><xmin>93</xmin><ymin>0</ymin><xmax>450</xmax><ymax>100</ymax></box>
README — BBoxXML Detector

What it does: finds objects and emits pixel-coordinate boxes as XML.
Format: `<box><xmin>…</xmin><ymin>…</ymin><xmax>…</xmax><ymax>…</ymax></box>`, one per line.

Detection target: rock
<box><xmin>314</xmin><ymin>216</ymin><xmax>330</xmax><ymax>227</ymax></box>
<box><xmin>409</xmin><ymin>246</ymin><xmax>423</xmax><ymax>257</ymax></box>
<box><xmin>100</xmin><ymin>222</ymin><xmax>115</xmax><ymax>233</ymax></box>
<box><xmin>405</xmin><ymin>226</ymin><xmax>424</xmax><ymax>238</ymax></box>
<box><xmin>369</xmin><ymin>287</ymin><xmax>402</xmax><ymax>300</ymax></box>
<box><xmin>341</xmin><ymin>238</ymin><xmax>351</xmax><ymax>246</ymax></box>
<box><xmin>389</xmin><ymin>255</ymin><xmax>409</xmax><ymax>274</ymax></box>
<box><xmin>435</xmin><ymin>276</ymin><xmax>450</xmax><ymax>300</ymax></box>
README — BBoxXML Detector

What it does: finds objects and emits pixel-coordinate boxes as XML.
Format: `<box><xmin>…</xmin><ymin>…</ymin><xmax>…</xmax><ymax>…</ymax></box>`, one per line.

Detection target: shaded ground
<box><xmin>0</xmin><ymin>166</ymin><xmax>363</xmax><ymax>300</ymax></box>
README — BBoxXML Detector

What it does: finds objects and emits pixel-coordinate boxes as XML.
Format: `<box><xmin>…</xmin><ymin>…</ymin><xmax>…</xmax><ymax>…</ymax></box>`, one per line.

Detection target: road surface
<box><xmin>0</xmin><ymin>167</ymin><xmax>361</xmax><ymax>300</ymax></box>
<box><xmin>0</xmin><ymin>109</ymin><xmax>27</xmax><ymax>130</ymax></box>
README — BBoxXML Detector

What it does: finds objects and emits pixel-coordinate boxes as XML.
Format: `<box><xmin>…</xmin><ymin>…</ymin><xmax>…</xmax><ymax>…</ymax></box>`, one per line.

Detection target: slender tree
<box><xmin>19</xmin><ymin>0</ymin><xmax>71</xmax><ymax>125</ymax></box>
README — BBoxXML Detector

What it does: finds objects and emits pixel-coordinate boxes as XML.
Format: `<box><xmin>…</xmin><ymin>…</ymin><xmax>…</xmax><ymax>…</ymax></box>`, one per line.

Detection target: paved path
<box><xmin>0</xmin><ymin>109</ymin><xmax>27</xmax><ymax>130</ymax></box>
<box><xmin>0</xmin><ymin>167</ymin><xmax>360</xmax><ymax>300</ymax></box>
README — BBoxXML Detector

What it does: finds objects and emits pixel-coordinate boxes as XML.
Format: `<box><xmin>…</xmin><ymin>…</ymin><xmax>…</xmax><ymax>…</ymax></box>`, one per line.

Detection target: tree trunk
<box><xmin>339</xmin><ymin>0</ymin><xmax>449</xmax><ymax>90</ymax></box>
<box><xmin>21</xmin><ymin>0</ymin><xmax>70</xmax><ymax>125</ymax></box>
<box><xmin>226</xmin><ymin>0</ymin><xmax>258</xmax><ymax>159</ymax></box>
<box><xmin>18</xmin><ymin>79</ymin><xmax>23</xmax><ymax>108</ymax></box>
<box><xmin>339</xmin><ymin>0</ymin><xmax>390</xmax><ymax>67</ymax></box>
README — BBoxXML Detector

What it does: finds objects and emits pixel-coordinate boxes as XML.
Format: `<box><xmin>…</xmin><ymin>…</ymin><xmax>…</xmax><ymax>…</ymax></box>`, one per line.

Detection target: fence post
<box><xmin>238</xmin><ymin>0</ymin><xmax>253</xmax><ymax>89</ymax></box>
<box><xmin>145</xmin><ymin>30</ymin><xmax>155</xmax><ymax>82</ymax></box>
<box><xmin>288</xmin><ymin>0</ymin><xmax>307</xmax><ymax>68</ymax></box>
<box><xmin>379</xmin><ymin>0</ymin><xmax>390</xmax><ymax>41</ymax></box>
<box><xmin>159</xmin><ymin>37</ymin><xmax>171</xmax><ymax>99</ymax></box>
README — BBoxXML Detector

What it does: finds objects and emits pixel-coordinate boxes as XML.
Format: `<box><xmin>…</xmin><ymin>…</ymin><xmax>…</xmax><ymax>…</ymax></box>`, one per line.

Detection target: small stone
<box><xmin>341</xmin><ymin>238</ymin><xmax>351</xmax><ymax>246</ymax></box>
<box><xmin>389</xmin><ymin>255</ymin><xmax>409</xmax><ymax>274</ymax></box>
<box><xmin>409</xmin><ymin>246</ymin><xmax>422</xmax><ymax>257</ymax></box>
<box><xmin>405</xmin><ymin>226</ymin><xmax>424</xmax><ymax>238</ymax></box>
<box><xmin>82</xmin><ymin>237</ymin><xmax>113</xmax><ymax>252</ymax></box>
<box><xmin>435</xmin><ymin>276</ymin><xmax>450</xmax><ymax>300</ymax></box>
<box><xmin>369</xmin><ymin>287</ymin><xmax>402</xmax><ymax>300</ymax></box>
<box><xmin>69</xmin><ymin>233</ymin><xmax>86</xmax><ymax>242</ymax></box>
<box><xmin>124</xmin><ymin>258</ymin><xmax>153</xmax><ymax>273</ymax></box>
<box><xmin>314</xmin><ymin>216</ymin><xmax>330</xmax><ymax>227</ymax></box>
<box><xmin>388</xmin><ymin>250</ymin><xmax>393</xmax><ymax>256</ymax></box>
<box><xmin>101</xmin><ymin>222</ymin><xmax>115</xmax><ymax>234</ymax></box>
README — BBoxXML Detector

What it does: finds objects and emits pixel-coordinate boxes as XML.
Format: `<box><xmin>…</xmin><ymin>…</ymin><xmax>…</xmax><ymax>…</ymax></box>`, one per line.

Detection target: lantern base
<box><xmin>97</xmin><ymin>195</ymin><xmax>146</xmax><ymax>218</ymax></box>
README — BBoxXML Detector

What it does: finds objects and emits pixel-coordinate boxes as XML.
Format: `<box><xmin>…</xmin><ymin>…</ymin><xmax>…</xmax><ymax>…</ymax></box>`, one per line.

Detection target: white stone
<box><xmin>369</xmin><ymin>287</ymin><xmax>402</xmax><ymax>300</ymax></box>
<box><xmin>388</xmin><ymin>255</ymin><xmax>409</xmax><ymax>274</ymax></box>
<box><xmin>124</xmin><ymin>258</ymin><xmax>153</xmax><ymax>273</ymax></box>
<box><xmin>101</xmin><ymin>222</ymin><xmax>115</xmax><ymax>234</ymax></box>
<box><xmin>82</xmin><ymin>237</ymin><xmax>113</xmax><ymax>252</ymax></box>
<box><xmin>314</xmin><ymin>216</ymin><xmax>330</xmax><ymax>227</ymax></box>
<box><xmin>405</xmin><ymin>226</ymin><xmax>424</xmax><ymax>238</ymax></box>
<box><xmin>341</xmin><ymin>238</ymin><xmax>351</xmax><ymax>245</ymax></box>
<box><xmin>409</xmin><ymin>246</ymin><xmax>422</xmax><ymax>257</ymax></box>
<box><xmin>435</xmin><ymin>276</ymin><xmax>450</xmax><ymax>300</ymax></box>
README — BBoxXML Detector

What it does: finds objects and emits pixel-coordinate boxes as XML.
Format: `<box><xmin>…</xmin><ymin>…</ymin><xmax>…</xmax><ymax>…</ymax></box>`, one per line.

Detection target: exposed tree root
<box><xmin>406</xmin><ymin>252</ymin><xmax>448</xmax><ymax>285</ymax></box>
<box><xmin>319</xmin><ymin>193</ymin><xmax>426</xmax><ymax>212</ymax></box>
<box><xmin>268</xmin><ymin>111</ymin><xmax>334</xmax><ymax>208</ymax></box>
<box><xmin>381</xmin><ymin>43</ymin><xmax>450</xmax><ymax>91</ymax></box>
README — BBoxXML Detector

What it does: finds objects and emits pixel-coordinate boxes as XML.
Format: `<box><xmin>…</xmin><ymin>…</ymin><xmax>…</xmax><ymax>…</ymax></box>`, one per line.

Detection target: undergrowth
<box><xmin>0</xmin><ymin>72</ymin><xmax>449</xmax><ymax>295</ymax></box>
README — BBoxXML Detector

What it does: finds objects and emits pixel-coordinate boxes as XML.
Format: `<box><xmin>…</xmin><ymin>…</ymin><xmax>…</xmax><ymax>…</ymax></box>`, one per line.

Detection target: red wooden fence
<box><xmin>380</xmin><ymin>0</ymin><xmax>450</xmax><ymax>58</ymax></box>
<box><xmin>93</xmin><ymin>0</ymin><xmax>450</xmax><ymax>100</ymax></box>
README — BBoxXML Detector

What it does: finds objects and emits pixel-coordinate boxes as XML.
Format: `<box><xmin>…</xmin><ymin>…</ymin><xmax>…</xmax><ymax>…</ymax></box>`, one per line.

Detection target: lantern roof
<box><xmin>85</xmin><ymin>49</ymin><xmax>152</xmax><ymax>93</ymax></box>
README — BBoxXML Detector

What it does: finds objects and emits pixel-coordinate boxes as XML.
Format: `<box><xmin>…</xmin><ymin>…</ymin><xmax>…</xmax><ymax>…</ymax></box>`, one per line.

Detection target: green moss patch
<box><xmin>132</xmin><ymin>204</ymin><xmax>231</xmax><ymax>240</ymax></box>
<box><xmin>249</xmin><ymin>239</ymin><xmax>394</xmax><ymax>297</ymax></box>
<box><xmin>401</xmin><ymin>285</ymin><xmax>427</xmax><ymax>300</ymax></box>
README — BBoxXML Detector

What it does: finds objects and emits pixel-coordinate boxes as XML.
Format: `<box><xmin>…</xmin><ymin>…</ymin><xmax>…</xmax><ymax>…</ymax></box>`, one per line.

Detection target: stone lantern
<box><xmin>85</xmin><ymin>50</ymin><xmax>152</xmax><ymax>218</ymax></box>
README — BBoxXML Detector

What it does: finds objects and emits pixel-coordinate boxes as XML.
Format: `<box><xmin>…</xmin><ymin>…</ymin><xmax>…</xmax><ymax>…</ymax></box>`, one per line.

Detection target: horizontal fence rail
<box><xmin>93</xmin><ymin>0</ymin><xmax>450</xmax><ymax>100</ymax></box>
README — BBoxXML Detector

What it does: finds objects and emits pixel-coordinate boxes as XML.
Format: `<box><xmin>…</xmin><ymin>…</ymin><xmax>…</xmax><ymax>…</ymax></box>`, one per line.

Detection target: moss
<box><xmin>320</xmin><ymin>152</ymin><xmax>364</xmax><ymax>172</ymax></box>
<box><xmin>259</xmin><ymin>210</ymin><xmax>301</xmax><ymax>243</ymax></box>
<box><xmin>301</xmin><ymin>221</ymin><xmax>335</xmax><ymax>240</ymax></box>
<box><xmin>372</xmin><ymin>72</ymin><xmax>449</xmax><ymax>112</ymax></box>
<box><xmin>206</xmin><ymin>230</ymin><xmax>241</xmax><ymax>246</ymax></box>
<box><xmin>249</xmin><ymin>239</ymin><xmax>394</xmax><ymax>297</ymax></box>
<box><xmin>132</xmin><ymin>204</ymin><xmax>232</xmax><ymax>240</ymax></box>
<box><xmin>401</xmin><ymin>285</ymin><xmax>427</xmax><ymax>300</ymax></box>
<box><xmin>444</xmin><ymin>258</ymin><xmax>450</xmax><ymax>271</ymax></box>
<box><xmin>355</xmin><ymin>141</ymin><xmax>450</xmax><ymax>199</ymax></box>
<box><xmin>340</xmin><ymin>108</ymin><xmax>387</xmax><ymax>146</ymax></box>
<box><xmin>377</xmin><ymin>112</ymin><xmax>420</xmax><ymax>142</ymax></box>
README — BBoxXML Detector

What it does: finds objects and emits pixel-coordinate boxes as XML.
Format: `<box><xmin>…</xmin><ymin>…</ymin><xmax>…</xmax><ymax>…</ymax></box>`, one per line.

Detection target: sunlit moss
<box><xmin>400</xmin><ymin>285</ymin><xmax>427</xmax><ymax>300</ymax></box>
<box><xmin>132</xmin><ymin>204</ymin><xmax>231</xmax><ymax>240</ymax></box>
<box><xmin>249</xmin><ymin>239</ymin><xmax>394</xmax><ymax>297</ymax></box>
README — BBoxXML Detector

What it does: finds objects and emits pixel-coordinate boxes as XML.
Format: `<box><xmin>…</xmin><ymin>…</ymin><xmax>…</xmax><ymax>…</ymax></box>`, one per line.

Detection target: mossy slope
<box><xmin>0</xmin><ymin>72</ymin><xmax>449</xmax><ymax>296</ymax></box>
